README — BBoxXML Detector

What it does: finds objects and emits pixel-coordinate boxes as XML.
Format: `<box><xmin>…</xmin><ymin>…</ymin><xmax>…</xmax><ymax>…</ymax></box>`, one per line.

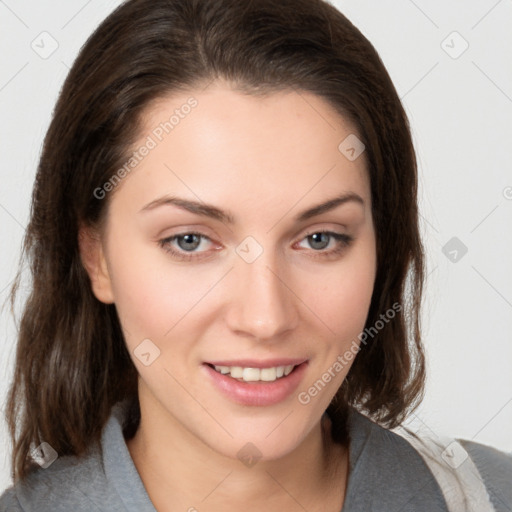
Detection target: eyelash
<box><xmin>158</xmin><ymin>230</ymin><xmax>354</xmax><ymax>262</ymax></box>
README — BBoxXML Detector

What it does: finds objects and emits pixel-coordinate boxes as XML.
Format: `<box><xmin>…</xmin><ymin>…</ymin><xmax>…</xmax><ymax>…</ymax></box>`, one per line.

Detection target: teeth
<box><xmin>230</xmin><ymin>366</ymin><xmax>243</xmax><ymax>378</ymax></box>
<box><xmin>212</xmin><ymin>364</ymin><xmax>297</xmax><ymax>382</ymax></box>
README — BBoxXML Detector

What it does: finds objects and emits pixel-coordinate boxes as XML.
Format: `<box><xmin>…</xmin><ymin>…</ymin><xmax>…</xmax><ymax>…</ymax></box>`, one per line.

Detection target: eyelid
<box><xmin>158</xmin><ymin>231</ymin><xmax>217</xmax><ymax>257</ymax></box>
<box><xmin>158</xmin><ymin>227</ymin><xmax>353</xmax><ymax>262</ymax></box>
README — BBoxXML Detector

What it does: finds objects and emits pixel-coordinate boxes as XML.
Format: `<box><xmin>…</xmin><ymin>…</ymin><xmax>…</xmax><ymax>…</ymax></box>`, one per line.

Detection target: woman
<box><xmin>1</xmin><ymin>0</ymin><xmax>510</xmax><ymax>510</ymax></box>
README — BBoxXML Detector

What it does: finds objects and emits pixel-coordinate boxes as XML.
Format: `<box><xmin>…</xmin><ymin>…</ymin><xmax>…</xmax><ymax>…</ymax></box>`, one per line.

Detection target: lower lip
<box><xmin>202</xmin><ymin>362</ymin><xmax>308</xmax><ymax>406</ymax></box>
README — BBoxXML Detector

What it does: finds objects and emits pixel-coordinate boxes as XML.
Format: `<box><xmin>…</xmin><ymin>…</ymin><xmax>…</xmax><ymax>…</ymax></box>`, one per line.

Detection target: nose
<box><xmin>225</xmin><ymin>245</ymin><xmax>299</xmax><ymax>341</ymax></box>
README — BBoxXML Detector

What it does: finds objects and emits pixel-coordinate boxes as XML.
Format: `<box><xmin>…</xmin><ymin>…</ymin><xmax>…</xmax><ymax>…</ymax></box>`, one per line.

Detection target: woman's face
<box><xmin>87</xmin><ymin>81</ymin><xmax>376</xmax><ymax>460</ymax></box>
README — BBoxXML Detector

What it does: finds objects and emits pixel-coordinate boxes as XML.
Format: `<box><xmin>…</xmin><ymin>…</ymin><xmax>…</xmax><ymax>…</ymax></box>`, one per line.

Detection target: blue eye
<box><xmin>304</xmin><ymin>232</ymin><xmax>345</xmax><ymax>250</ymax></box>
<box><xmin>297</xmin><ymin>231</ymin><xmax>353</xmax><ymax>257</ymax></box>
<box><xmin>173</xmin><ymin>233</ymin><xmax>202</xmax><ymax>251</ymax></box>
<box><xmin>158</xmin><ymin>230</ymin><xmax>353</xmax><ymax>262</ymax></box>
<box><xmin>158</xmin><ymin>232</ymin><xmax>213</xmax><ymax>261</ymax></box>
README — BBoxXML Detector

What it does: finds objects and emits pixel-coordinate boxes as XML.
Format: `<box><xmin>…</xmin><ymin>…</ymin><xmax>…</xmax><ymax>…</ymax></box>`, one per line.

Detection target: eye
<box><xmin>296</xmin><ymin>230</ymin><xmax>353</xmax><ymax>257</ymax></box>
<box><xmin>158</xmin><ymin>232</ymin><xmax>215</xmax><ymax>261</ymax></box>
<box><xmin>159</xmin><ymin>230</ymin><xmax>354</xmax><ymax>262</ymax></box>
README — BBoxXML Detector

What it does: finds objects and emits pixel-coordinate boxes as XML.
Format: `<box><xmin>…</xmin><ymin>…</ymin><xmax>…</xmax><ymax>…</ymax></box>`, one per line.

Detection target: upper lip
<box><xmin>205</xmin><ymin>358</ymin><xmax>308</xmax><ymax>369</ymax></box>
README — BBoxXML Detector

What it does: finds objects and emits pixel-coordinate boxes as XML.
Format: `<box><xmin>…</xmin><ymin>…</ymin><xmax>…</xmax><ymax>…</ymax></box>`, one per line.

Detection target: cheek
<box><xmin>106</xmin><ymin>216</ymin><xmax>376</xmax><ymax>353</ymax></box>
<box><xmin>105</xmin><ymin>234</ymin><xmax>211</xmax><ymax>346</ymax></box>
<box><xmin>302</xmin><ymin>240</ymin><xmax>376</xmax><ymax>341</ymax></box>
<box><xmin>294</xmin><ymin>242</ymin><xmax>376</xmax><ymax>407</ymax></box>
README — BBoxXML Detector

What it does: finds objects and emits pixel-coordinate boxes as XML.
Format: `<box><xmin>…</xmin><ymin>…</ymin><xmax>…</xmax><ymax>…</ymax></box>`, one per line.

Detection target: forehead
<box><xmin>112</xmin><ymin>82</ymin><xmax>370</xmax><ymax>216</ymax></box>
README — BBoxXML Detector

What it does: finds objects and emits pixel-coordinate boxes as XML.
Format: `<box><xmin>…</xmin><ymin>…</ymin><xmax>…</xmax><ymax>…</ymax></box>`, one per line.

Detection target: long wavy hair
<box><xmin>4</xmin><ymin>0</ymin><xmax>425</xmax><ymax>482</ymax></box>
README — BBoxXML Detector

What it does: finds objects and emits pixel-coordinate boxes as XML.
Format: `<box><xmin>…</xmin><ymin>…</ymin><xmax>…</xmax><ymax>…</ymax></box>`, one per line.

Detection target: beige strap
<box><xmin>393</xmin><ymin>426</ymin><xmax>495</xmax><ymax>512</ymax></box>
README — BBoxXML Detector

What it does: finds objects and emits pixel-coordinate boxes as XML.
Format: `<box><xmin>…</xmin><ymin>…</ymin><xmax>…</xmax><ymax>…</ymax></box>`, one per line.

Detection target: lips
<box><xmin>205</xmin><ymin>358</ymin><xmax>308</xmax><ymax>368</ymax></box>
<box><xmin>204</xmin><ymin>358</ymin><xmax>308</xmax><ymax>383</ymax></box>
<box><xmin>202</xmin><ymin>359</ymin><xmax>309</xmax><ymax>406</ymax></box>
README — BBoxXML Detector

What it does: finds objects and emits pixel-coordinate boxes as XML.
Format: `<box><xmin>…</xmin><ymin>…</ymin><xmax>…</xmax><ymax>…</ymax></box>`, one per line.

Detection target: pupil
<box><xmin>178</xmin><ymin>234</ymin><xmax>200</xmax><ymax>251</ymax></box>
<box><xmin>309</xmin><ymin>233</ymin><xmax>329</xmax><ymax>250</ymax></box>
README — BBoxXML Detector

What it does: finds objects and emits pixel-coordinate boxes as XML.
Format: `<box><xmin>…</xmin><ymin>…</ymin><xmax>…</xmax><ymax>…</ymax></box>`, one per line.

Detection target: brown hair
<box><xmin>5</xmin><ymin>0</ymin><xmax>425</xmax><ymax>482</ymax></box>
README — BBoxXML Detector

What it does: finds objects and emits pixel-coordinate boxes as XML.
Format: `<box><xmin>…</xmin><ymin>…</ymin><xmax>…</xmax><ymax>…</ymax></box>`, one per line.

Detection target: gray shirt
<box><xmin>1</xmin><ymin>401</ymin><xmax>511</xmax><ymax>511</ymax></box>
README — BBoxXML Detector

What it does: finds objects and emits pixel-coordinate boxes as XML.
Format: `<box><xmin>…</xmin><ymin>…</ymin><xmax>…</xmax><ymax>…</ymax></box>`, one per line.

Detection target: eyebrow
<box><xmin>139</xmin><ymin>192</ymin><xmax>364</xmax><ymax>224</ymax></box>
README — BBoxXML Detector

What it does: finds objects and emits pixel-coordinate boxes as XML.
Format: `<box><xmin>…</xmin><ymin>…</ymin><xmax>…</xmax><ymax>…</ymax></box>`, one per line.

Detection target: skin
<box><xmin>80</xmin><ymin>79</ymin><xmax>377</xmax><ymax>512</ymax></box>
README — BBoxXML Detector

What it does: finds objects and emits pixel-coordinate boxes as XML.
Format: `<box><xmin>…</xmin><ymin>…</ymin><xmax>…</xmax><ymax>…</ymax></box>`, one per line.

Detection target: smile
<box><xmin>209</xmin><ymin>364</ymin><xmax>297</xmax><ymax>382</ymax></box>
<box><xmin>202</xmin><ymin>360</ymin><xmax>309</xmax><ymax>406</ymax></box>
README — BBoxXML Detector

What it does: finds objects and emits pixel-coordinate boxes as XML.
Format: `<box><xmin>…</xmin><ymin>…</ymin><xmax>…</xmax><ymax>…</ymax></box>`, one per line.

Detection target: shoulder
<box><xmin>458</xmin><ymin>438</ymin><xmax>512</xmax><ymax>511</ymax></box>
<box><xmin>344</xmin><ymin>408</ymin><xmax>451</xmax><ymax>511</ymax></box>
<box><xmin>344</xmin><ymin>408</ymin><xmax>512</xmax><ymax>511</ymax></box>
<box><xmin>0</xmin><ymin>400</ymin><xmax>148</xmax><ymax>512</ymax></box>
<box><xmin>0</xmin><ymin>443</ymin><xmax>108</xmax><ymax>511</ymax></box>
<box><xmin>0</xmin><ymin>485</ymin><xmax>21</xmax><ymax>510</ymax></box>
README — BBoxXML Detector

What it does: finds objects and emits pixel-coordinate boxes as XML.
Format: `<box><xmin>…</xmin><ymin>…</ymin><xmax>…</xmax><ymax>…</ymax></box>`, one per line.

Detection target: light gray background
<box><xmin>1</xmin><ymin>0</ymin><xmax>511</xmax><ymax>492</ymax></box>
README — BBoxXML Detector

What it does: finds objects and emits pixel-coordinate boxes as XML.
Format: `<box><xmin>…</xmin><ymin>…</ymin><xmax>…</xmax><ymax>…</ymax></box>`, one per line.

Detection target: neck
<box><xmin>126</xmin><ymin>401</ymin><xmax>348</xmax><ymax>512</ymax></box>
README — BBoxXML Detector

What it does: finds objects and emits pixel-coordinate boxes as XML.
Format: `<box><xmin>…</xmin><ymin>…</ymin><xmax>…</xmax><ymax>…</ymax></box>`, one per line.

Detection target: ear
<box><xmin>78</xmin><ymin>223</ymin><xmax>115</xmax><ymax>304</ymax></box>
